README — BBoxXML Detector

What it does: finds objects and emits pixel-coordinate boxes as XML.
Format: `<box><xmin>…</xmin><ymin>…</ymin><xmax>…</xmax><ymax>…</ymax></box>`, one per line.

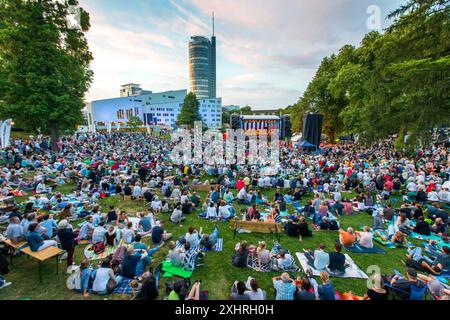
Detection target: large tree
<box><xmin>176</xmin><ymin>92</ymin><xmax>203</xmax><ymax>128</ymax></box>
<box><xmin>0</xmin><ymin>0</ymin><xmax>93</xmax><ymax>150</ymax></box>
<box><xmin>290</xmin><ymin>0</ymin><xmax>449</xmax><ymax>147</ymax></box>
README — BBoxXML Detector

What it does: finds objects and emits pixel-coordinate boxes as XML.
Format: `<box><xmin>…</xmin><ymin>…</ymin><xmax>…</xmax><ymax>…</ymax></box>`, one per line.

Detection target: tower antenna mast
<box><xmin>212</xmin><ymin>12</ymin><xmax>215</xmax><ymax>36</ymax></box>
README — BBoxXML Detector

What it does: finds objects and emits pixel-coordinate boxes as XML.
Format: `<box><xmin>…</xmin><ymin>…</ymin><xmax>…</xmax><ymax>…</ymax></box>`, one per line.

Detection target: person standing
<box><xmin>57</xmin><ymin>220</ymin><xmax>78</xmax><ymax>267</ymax></box>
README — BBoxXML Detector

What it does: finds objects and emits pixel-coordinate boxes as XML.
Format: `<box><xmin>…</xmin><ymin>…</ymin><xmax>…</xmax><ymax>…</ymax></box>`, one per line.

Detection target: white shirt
<box><xmin>244</xmin><ymin>288</ymin><xmax>265</xmax><ymax>300</ymax></box>
<box><xmin>237</xmin><ymin>188</ymin><xmax>247</xmax><ymax>200</ymax></box>
<box><xmin>207</xmin><ymin>206</ymin><xmax>217</xmax><ymax>218</ymax></box>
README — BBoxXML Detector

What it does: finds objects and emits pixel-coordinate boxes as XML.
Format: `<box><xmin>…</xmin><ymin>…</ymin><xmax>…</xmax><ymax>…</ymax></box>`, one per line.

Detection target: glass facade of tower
<box><xmin>189</xmin><ymin>35</ymin><xmax>216</xmax><ymax>99</ymax></box>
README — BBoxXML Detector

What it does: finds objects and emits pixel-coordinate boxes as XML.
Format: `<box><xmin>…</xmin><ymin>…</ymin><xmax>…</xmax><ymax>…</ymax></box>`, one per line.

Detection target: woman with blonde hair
<box><xmin>256</xmin><ymin>241</ymin><xmax>271</xmax><ymax>271</ymax></box>
<box><xmin>363</xmin><ymin>273</ymin><xmax>388</xmax><ymax>300</ymax></box>
<box><xmin>317</xmin><ymin>271</ymin><xmax>335</xmax><ymax>300</ymax></box>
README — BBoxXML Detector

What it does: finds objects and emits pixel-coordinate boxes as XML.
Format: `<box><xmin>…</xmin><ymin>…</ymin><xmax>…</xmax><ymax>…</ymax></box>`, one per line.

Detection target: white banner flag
<box><xmin>106</xmin><ymin>122</ymin><xmax>112</xmax><ymax>134</ymax></box>
<box><xmin>116</xmin><ymin>122</ymin><xmax>120</xmax><ymax>132</ymax></box>
<box><xmin>0</xmin><ymin>119</ymin><xmax>12</xmax><ymax>149</ymax></box>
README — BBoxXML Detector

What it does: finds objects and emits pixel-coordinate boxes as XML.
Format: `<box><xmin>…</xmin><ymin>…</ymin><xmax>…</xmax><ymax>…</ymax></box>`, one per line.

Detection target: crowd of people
<box><xmin>0</xmin><ymin>131</ymin><xmax>449</xmax><ymax>300</ymax></box>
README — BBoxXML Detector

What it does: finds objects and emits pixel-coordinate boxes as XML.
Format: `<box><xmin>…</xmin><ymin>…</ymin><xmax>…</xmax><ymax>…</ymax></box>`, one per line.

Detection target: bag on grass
<box><xmin>92</xmin><ymin>242</ymin><xmax>105</xmax><ymax>255</ymax></box>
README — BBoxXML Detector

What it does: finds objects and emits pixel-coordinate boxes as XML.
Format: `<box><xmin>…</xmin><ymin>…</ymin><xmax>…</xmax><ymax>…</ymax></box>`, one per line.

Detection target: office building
<box><xmin>189</xmin><ymin>13</ymin><xmax>216</xmax><ymax>99</ymax></box>
<box><xmin>86</xmin><ymin>87</ymin><xmax>222</xmax><ymax>129</ymax></box>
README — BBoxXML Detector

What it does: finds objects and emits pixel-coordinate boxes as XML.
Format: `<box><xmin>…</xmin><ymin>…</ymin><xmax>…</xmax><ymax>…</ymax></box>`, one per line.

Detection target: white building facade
<box><xmin>86</xmin><ymin>89</ymin><xmax>222</xmax><ymax>129</ymax></box>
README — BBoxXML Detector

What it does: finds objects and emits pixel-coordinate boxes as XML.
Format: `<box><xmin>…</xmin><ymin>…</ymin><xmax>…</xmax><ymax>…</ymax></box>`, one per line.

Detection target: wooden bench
<box><xmin>190</xmin><ymin>184</ymin><xmax>219</xmax><ymax>192</ymax></box>
<box><xmin>3</xmin><ymin>239</ymin><xmax>28</xmax><ymax>266</ymax></box>
<box><xmin>20</xmin><ymin>246</ymin><xmax>64</xmax><ymax>283</ymax></box>
<box><xmin>229</xmin><ymin>219</ymin><xmax>282</xmax><ymax>241</ymax></box>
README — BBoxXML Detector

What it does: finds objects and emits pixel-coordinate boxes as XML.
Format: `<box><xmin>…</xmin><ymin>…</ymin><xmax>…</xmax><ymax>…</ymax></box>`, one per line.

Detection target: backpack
<box><xmin>92</xmin><ymin>242</ymin><xmax>105</xmax><ymax>255</ymax></box>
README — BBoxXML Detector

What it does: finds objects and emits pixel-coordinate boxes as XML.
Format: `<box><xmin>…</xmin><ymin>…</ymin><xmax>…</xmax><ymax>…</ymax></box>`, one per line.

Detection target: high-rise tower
<box><xmin>189</xmin><ymin>13</ymin><xmax>216</xmax><ymax>99</ymax></box>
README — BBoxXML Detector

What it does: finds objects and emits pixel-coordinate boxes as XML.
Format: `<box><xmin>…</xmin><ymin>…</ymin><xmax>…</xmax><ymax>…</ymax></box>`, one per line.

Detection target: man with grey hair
<box><xmin>6</xmin><ymin>216</ymin><xmax>25</xmax><ymax>244</ymax></box>
<box><xmin>272</xmin><ymin>272</ymin><xmax>296</xmax><ymax>300</ymax></box>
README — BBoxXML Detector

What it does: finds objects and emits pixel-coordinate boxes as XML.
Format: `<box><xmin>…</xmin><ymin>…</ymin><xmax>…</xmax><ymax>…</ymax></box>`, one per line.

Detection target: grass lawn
<box><xmin>0</xmin><ymin>183</ymin><xmax>424</xmax><ymax>300</ymax></box>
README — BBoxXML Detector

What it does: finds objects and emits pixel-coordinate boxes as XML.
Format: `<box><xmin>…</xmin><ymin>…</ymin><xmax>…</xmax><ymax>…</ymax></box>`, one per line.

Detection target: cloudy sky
<box><xmin>79</xmin><ymin>0</ymin><xmax>404</xmax><ymax>109</ymax></box>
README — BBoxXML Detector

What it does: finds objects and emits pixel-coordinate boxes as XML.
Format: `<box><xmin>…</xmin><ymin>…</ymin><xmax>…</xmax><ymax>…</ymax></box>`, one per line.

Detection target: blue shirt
<box><xmin>314</xmin><ymin>250</ymin><xmax>330</xmax><ymax>270</ymax></box>
<box><xmin>139</xmin><ymin>217</ymin><xmax>152</xmax><ymax>232</ymax></box>
<box><xmin>273</xmin><ymin>280</ymin><xmax>296</xmax><ymax>300</ymax></box>
<box><xmin>6</xmin><ymin>223</ymin><xmax>25</xmax><ymax>241</ymax></box>
<box><xmin>26</xmin><ymin>231</ymin><xmax>44</xmax><ymax>251</ymax></box>
<box><xmin>40</xmin><ymin>219</ymin><xmax>57</xmax><ymax>239</ymax></box>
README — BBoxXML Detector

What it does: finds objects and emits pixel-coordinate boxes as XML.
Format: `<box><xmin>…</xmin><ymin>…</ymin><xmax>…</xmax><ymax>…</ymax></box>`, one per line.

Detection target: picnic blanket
<box><xmin>84</xmin><ymin>244</ymin><xmax>117</xmax><ymax>260</ymax></box>
<box><xmin>409</xmin><ymin>232</ymin><xmax>441</xmax><ymax>241</ymax></box>
<box><xmin>343</xmin><ymin>243</ymin><xmax>387</xmax><ymax>254</ymax></box>
<box><xmin>295</xmin><ymin>252</ymin><xmax>368</xmax><ymax>279</ymax></box>
<box><xmin>175</xmin><ymin>238</ymin><xmax>223</xmax><ymax>252</ymax></box>
<box><xmin>113</xmin><ymin>278</ymin><xmax>133</xmax><ymax>294</ymax></box>
<box><xmin>247</xmin><ymin>256</ymin><xmax>272</xmax><ymax>272</ymax></box>
<box><xmin>373</xmin><ymin>235</ymin><xmax>413</xmax><ymax>248</ymax></box>
<box><xmin>161</xmin><ymin>261</ymin><xmax>193</xmax><ymax>279</ymax></box>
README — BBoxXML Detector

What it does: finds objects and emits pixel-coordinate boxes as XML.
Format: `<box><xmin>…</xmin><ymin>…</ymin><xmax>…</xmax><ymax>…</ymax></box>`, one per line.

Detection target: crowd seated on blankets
<box><xmin>272</xmin><ymin>271</ymin><xmax>338</xmax><ymax>300</ymax></box>
<box><xmin>244</xmin><ymin>240</ymin><xmax>300</xmax><ymax>272</ymax></box>
<box><xmin>1</xmin><ymin>130</ymin><xmax>450</xmax><ymax>300</ymax></box>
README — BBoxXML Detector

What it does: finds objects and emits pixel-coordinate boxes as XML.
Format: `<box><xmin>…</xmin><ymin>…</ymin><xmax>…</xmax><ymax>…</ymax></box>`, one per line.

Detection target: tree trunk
<box><xmin>50</xmin><ymin>123</ymin><xmax>60</xmax><ymax>152</ymax></box>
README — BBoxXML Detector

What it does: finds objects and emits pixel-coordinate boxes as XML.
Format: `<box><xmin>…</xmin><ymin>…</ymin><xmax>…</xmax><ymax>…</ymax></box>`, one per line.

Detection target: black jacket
<box><xmin>57</xmin><ymin>229</ymin><xmax>77</xmax><ymax>251</ymax></box>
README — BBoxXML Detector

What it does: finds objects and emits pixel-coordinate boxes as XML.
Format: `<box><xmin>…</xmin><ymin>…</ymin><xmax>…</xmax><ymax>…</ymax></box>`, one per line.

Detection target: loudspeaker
<box><xmin>302</xmin><ymin>113</ymin><xmax>323</xmax><ymax>147</ymax></box>
<box><xmin>230</xmin><ymin>114</ymin><xmax>241</xmax><ymax>130</ymax></box>
<box><xmin>280</xmin><ymin>115</ymin><xmax>292</xmax><ymax>139</ymax></box>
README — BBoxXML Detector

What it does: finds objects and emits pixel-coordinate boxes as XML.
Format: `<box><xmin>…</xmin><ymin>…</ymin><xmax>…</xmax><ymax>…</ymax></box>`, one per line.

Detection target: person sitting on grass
<box><xmin>92</xmin><ymin>220</ymin><xmax>107</xmax><ymax>245</ymax></box>
<box><xmin>328</xmin><ymin>243</ymin><xmax>349</xmax><ymax>274</ymax></box>
<box><xmin>303</xmin><ymin>243</ymin><xmax>330</xmax><ymax>271</ymax></box>
<box><xmin>206</xmin><ymin>202</ymin><xmax>218</xmax><ymax>220</ymax></box>
<box><xmin>244</xmin><ymin>278</ymin><xmax>265</xmax><ymax>300</ymax></box>
<box><xmin>218</xmin><ymin>200</ymin><xmax>233</xmax><ymax>220</ymax></box>
<box><xmin>232</xmin><ymin>240</ymin><xmax>249</xmax><ymax>268</ymax></box>
<box><xmin>170</xmin><ymin>203</ymin><xmax>185</xmax><ymax>226</ymax></box>
<box><xmin>92</xmin><ymin>259</ymin><xmax>116</xmax><ymax>295</ymax></box>
<box><xmin>78</xmin><ymin>216</ymin><xmax>94</xmax><ymax>241</ymax></box>
<box><xmin>122</xmin><ymin>221</ymin><xmax>135</xmax><ymax>245</ymax></box>
<box><xmin>294</xmin><ymin>277</ymin><xmax>316</xmax><ymax>300</ymax></box>
<box><xmin>230</xmin><ymin>281</ymin><xmax>250</xmax><ymax>300</ymax></box>
<box><xmin>137</xmin><ymin>211</ymin><xmax>153</xmax><ymax>236</ymax></box>
<box><xmin>272</xmin><ymin>272</ymin><xmax>296</xmax><ymax>300</ymax></box>
<box><xmin>274</xmin><ymin>249</ymin><xmax>294</xmax><ymax>270</ymax></box>
<box><xmin>384</xmin><ymin>267</ymin><xmax>426</xmax><ymax>300</ymax></box>
<box><xmin>413</xmin><ymin>216</ymin><xmax>431</xmax><ymax>236</ymax></box>
<box><xmin>355</xmin><ymin>226</ymin><xmax>374</xmax><ymax>249</ymax></box>
<box><xmin>184</xmin><ymin>226</ymin><xmax>201</xmax><ymax>248</ymax></box>
<box><xmin>339</xmin><ymin>227</ymin><xmax>357</xmax><ymax>247</ymax></box>
<box><xmin>200</xmin><ymin>225</ymin><xmax>219</xmax><ymax>251</ymax></box>
<box><xmin>151</xmin><ymin>221</ymin><xmax>172</xmax><ymax>245</ymax></box>
<box><xmin>317</xmin><ymin>216</ymin><xmax>339</xmax><ymax>231</ymax></box>
<box><xmin>296</xmin><ymin>216</ymin><xmax>312</xmax><ymax>239</ymax></box>
<box><xmin>317</xmin><ymin>271</ymin><xmax>335</xmax><ymax>300</ymax></box>
<box><xmin>26</xmin><ymin>222</ymin><xmax>58</xmax><ymax>252</ymax></box>
<box><xmin>361</xmin><ymin>273</ymin><xmax>389</xmax><ymax>300</ymax></box>
<box><xmin>246</xmin><ymin>204</ymin><xmax>260</xmax><ymax>221</ymax></box>
<box><xmin>167</xmin><ymin>241</ymin><xmax>185</xmax><ymax>267</ymax></box>
<box><xmin>431</xmin><ymin>218</ymin><xmax>447</xmax><ymax>236</ymax></box>
<box><xmin>255</xmin><ymin>241</ymin><xmax>271</xmax><ymax>271</ymax></box>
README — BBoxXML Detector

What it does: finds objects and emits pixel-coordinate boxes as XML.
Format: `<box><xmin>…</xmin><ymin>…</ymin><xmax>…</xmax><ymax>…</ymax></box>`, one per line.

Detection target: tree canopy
<box><xmin>289</xmin><ymin>0</ymin><xmax>449</xmax><ymax>146</ymax></box>
<box><xmin>0</xmin><ymin>0</ymin><xmax>93</xmax><ymax>150</ymax></box>
<box><xmin>176</xmin><ymin>92</ymin><xmax>203</xmax><ymax>128</ymax></box>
